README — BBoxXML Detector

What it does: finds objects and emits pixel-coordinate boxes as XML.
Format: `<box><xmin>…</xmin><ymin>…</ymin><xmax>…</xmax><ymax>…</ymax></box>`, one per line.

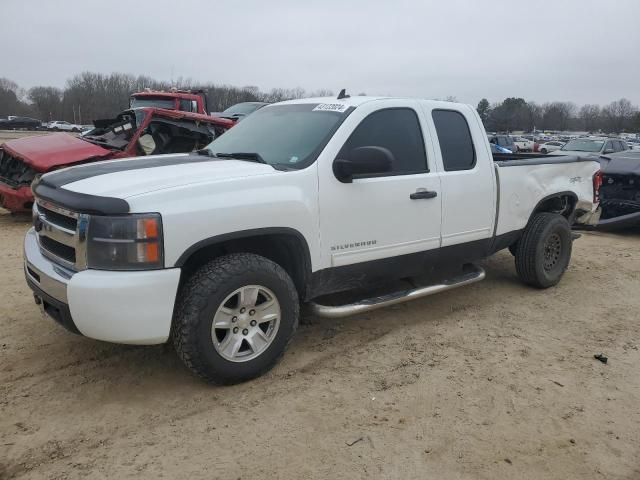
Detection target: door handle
<box><xmin>410</xmin><ymin>190</ymin><xmax>438</xmax><ymax>200</ymax></box>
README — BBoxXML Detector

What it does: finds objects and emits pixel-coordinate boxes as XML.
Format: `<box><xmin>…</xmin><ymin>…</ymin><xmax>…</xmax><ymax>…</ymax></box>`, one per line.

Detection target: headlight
<box><xmin>87</xmin><ymin>213</ymin><xmax>163</xmax><ymax>270</ymax></box>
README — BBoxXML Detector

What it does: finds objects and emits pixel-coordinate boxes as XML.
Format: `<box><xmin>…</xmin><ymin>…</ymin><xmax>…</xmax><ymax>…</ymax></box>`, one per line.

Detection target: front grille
<box><xmin>0</xmin><ymin>149</ymin><xmax>37</xmax><ymax>187</ymax></box>
<box><xmin>39</xmin><ymin>236</ymin><xmax>76</xmax><ymax>263</ymax></box>
<box><xmin>38</xmin><ymin>204</ymin><xmax>78</xmax><ymax>231</ymax></box>
<box><xmin>34</xmin><ymin>200</ymin><xmax>82</xmax><ymax>269</ymax></box>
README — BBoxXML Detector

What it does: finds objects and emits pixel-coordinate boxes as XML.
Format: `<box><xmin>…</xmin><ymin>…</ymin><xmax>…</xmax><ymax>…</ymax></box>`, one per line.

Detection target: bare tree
<box><xmin>602</xmin><ymin>98</ymin><xmax>636</xmax><ymax>133</ymax></box>
<box><xmin>29</xmin><ymin>86</ymin><xmax>63</xmax><ymax>121</ymax></box>
<box><xmin>579</xmin><ymin>104</ymin><xmax>601</xmax><ymax>132</ymax></box>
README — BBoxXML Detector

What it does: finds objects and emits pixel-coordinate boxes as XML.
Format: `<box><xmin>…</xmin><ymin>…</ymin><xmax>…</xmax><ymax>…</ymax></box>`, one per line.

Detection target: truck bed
<box><xmin>492</xmin><ymin>153</ymin><xmax>601</xmax><ymax>236</ymax></box>
<box><xmin>492</xmin><ymin>152</ymin><xmax>593</xmax><ymax>165</ymax></box>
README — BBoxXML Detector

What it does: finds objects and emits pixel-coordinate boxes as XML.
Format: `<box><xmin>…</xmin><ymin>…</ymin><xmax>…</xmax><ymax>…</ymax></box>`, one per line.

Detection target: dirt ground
<box><xmin>1</xmin><ymin>208</ymin><xmax>640</xmax><ymax>479</ymax></box>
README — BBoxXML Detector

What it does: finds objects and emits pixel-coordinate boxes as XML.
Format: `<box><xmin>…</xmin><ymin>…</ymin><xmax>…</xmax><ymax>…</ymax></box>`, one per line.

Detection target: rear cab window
<box><xmin>432</xmin><ymin>109</ymin><xmax>476</xmax><ymax>171</ymax></box>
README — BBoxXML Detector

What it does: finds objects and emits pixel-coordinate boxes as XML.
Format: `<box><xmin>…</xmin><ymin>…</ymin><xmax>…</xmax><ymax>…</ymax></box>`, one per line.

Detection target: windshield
<box><xmin>222</xmin><ymin>103</ymin><xmax>264</xmax><ymax>116</ymax></box>
<box><xmin>205</xmin><ymin>103</ymin><xmax>350</xmax><ymax>168</ymax></box>
<box><xmin>561</xmin><ymin>139</ymin><xmax>604</xmax><ymax>152</ymax></box>
<box><xmin>129</xmin><ymin>96</ymin><xmax>176</xmax><ymax>110</ymax></box>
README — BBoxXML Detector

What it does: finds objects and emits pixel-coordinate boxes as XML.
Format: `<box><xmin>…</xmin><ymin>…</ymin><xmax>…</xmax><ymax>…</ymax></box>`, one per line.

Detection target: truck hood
<box><xmin>2</xmin><ymin>133</ymin><xmax>114</xmax><ymax>171</ymax></box>
<box><xmin>42</xmin><ymin>153</ymin><xmax>277</xmax><ymax>199</ymax></box>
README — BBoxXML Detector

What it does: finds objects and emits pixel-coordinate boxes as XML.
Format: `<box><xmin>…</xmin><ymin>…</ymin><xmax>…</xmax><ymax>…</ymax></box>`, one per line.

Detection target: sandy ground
<box><xmin>1</xmin><ymin>209</ymin><xmax>639</xmax><ymax>480</ymax></box>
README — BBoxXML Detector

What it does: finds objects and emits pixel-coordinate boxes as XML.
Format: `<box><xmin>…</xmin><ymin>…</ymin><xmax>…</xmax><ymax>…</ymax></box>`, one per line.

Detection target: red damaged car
<box><xmin>0</xmin><ymin>107</ymin><xmax>234</xmax><ymax>213</ymax></box>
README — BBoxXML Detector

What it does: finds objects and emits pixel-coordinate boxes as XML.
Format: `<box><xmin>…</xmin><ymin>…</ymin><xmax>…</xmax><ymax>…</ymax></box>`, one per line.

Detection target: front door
<box><xmin>317</xmin><ymin>101</ymin><xmax>442</xmax><ymax>271</ymax></box>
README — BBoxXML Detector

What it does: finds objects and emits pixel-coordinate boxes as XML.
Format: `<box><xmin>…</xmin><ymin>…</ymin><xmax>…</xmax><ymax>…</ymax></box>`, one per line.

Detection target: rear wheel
<box><xmin>173</xmin><ymin>253</ymin><xmax>299</xmax><ymax>384</ymax></box>
<box><xmin>515</xmin><ymin>213</ymin><xmax>572</xmax><ymax>288</ymax></box>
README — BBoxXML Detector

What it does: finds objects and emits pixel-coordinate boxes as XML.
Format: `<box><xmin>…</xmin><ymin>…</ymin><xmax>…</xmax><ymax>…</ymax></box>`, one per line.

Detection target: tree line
<box><xmin>477</xmin><ymin>97</ymin><xmax>639</xmax><ymax>133</ymax></box>
<box><xmin>1</xmin><ymin>72</ymin><xmax>638</xmax><ymax>133</ymax></box>
<box><xmin>0</xmin><ymin>72</ymin><xmax>333</xmax><ymax>124</ymax></box>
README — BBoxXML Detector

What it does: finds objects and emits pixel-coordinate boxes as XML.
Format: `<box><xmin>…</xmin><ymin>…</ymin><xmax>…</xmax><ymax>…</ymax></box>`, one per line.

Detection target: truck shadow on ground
<box><xmin>8</xmin><ymin>235</ymin><xmax>620</xmax><ymax>396</ymax></box>
<box><xmin>21</xmin><ymin>254</ymin><xmax>528</xmax><ymax>394</ymax></box>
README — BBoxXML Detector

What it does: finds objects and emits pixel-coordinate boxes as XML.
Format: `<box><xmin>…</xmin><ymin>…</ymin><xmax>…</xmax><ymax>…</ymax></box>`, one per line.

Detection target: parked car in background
<box><xmin>490</xmin><ymin>142</ymin><xmax>512</xmax><ymax>154</ymax></box>
<box><xmin>513</xmin><ymin>136</ymin><xmax>535</xmax><ymax>152</ymax></box>
<box><xmin>487</xmin><ymin>134</ymin><xmax>516</xmax><ymax>153</ymax></box>
<box><xmin>538</xmin><ymin>141</ymin><xmax>565</xmax><ymax>154</ymax></box>
<box><xmin>626</xmin><ymin>140</ymin><xmax>640</xmax><ymax>151</ymax></box>
<box><xmin>0</xmin><ymin>116</ymin><xmax>43</xmax><ymax>130</ymax></box>
<box><xmin>211</xmin><ymin>102</ymin><xmax>269</xmax><ymax>121</ymax></box>
<box><xmin>555</xmin><ymin>138</ymin><xmax>628</xmax><ymax>156</ymax></box>
<box><xmin>595</xmin><ymin>149</ymin><xmax>640</xmax><ymax>228</ymax></box>
<box><xmin>48</xmin><ymin>120</ymin><xmax>83</xmax><ymax>132</ymax></box>
<box><xmin>0</xmin><ymin>107</ymin><xmax>234</xmax><ymax>213</ymax></box>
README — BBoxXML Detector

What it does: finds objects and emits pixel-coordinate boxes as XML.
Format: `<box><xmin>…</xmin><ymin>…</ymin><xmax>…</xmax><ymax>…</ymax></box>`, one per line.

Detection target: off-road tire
<box><xmin>173</xmin><ymin>253</ymin><xmax>299</xmax><ymax>384</ymax></box>
<box><xmin>515</xmin><ymin>213</ymin><xmax>572</xmax><ymax>288</ymax></box>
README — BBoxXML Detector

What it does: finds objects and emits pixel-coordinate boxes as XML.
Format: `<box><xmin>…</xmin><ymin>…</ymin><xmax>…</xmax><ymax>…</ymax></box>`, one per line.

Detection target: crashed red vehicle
<box><xmin>0</xmin><ymin>107</ymin><xmax>234</xmax><ymax>213</ymax></box>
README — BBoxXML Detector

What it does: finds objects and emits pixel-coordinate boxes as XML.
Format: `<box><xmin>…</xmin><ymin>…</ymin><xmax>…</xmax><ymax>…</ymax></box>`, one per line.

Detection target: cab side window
<box><xmin>180</xmin><ymin>99</ymin><xmax>193</xmax><ymax>112</ymax></box>
<box><xmin>432</xmin><ymin>110</ymin><xmax>476</xmax><ymax>171</ymax></box>
<box><xmin>338</xmin><ymin>108</ymin><xmax>428</xmax><ymax>175</ymax></box>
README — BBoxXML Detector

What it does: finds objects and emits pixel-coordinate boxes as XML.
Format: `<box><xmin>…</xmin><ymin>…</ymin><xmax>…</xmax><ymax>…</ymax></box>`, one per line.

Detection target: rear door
<box><xmin>424</xmin><ymin>105</ymin><xmax>496</xmax><ymax>253</ymax></box>
<box><xmin>317</xmin><ymin>100</ymin><xmax>442</xmax><ymax>268</ymax></box>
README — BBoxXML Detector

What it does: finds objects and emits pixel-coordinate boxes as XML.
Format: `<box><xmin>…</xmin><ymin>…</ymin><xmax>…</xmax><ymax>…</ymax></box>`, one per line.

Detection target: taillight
<box><xmin>593</xmin><ymin>170</ymin><xmax>603</xmax><ymax>203</ymax></box>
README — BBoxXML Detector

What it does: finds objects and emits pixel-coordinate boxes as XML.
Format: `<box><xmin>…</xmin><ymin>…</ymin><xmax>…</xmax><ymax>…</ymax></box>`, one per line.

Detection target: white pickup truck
<box><xmin>24</xmin><ymin>95</ymin><xmax>601</xmax><ymax>384</ymax></box>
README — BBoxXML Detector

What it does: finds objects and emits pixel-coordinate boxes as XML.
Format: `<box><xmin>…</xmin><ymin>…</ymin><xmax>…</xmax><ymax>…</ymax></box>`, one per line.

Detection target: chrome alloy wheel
<box><xmin>211</xmin><ymin>285</ymin><xmax>281</xmax><ymax>362</ymax></box>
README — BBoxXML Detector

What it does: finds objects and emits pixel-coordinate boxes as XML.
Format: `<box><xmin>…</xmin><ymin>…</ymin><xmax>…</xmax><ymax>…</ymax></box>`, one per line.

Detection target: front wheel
<box><xmin>173</xmin><ymin>253</ymin><xmax>299</xmax><ymax>384</ymax></box>
<box><xmin>540</xmin><ymin>148</ymin><xmax>548</xmax><ymax>154</ymax></box>
<box><xmin>515</xmin><ymin>213</ymin><xmax>572</xmax><ymax>288</ymax></box>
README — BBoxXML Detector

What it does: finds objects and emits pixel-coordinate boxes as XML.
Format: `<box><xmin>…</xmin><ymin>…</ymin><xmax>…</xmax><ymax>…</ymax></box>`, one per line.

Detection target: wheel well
<box><xmin>530</xmin><ymin>193</ymin><xmax>577</xmax><ymax>223</ymax></box>
<box><xmin>178</xmin><ymin>232</ymin><xmax>311</xmax><ymax>298</ymax></box>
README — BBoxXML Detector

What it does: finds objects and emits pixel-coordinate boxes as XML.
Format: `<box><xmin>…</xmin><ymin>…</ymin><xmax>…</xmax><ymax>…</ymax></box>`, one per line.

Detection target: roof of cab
<box><xmin>276</xmin><ymin>95</ymin><xmax>474</xmax><ymax>111</ymax></box>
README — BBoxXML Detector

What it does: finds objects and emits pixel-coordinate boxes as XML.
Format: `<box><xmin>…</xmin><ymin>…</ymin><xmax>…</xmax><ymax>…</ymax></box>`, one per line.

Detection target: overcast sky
<box><xmin>3</xmin><ymin>0</ymin><xmax>639</xmax><ymax>106</ymax></box>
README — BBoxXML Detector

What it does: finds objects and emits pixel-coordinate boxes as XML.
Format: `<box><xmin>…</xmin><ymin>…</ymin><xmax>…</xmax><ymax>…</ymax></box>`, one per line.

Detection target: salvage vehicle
<box><xmin>538</xmin><ymin>140</ymin><xmax>565</xmax><ymax>154</ymax></box>
<box><xmin>513</xmin><ymin>136</ymin><xmax>535</xmax><ymax>152</ymax></box>
<box><xmin>129</xmin><ymin>89</ymin><xmax>209</xmax><ymax>115</ymax></box>
<box><xmin>0</xmin><ymin>108</ymin><xmax>234</xmax><ymax>212</ymax></box>
<box><xmin>211</xmin><ymin>102</ymin><xmax>269</xmax><ymax>121</ymax></box>
<box><xmin>487</xmin><ymin>134</ymin><xmax>517</xmax><ymax>153</ymax></box>
<box><xmin>554</xmin><ymin>137</ymin><xmax>628</xmax><ymax>156</ymax></box>
<box><xmin>23</xmin><ymin>95</ymin><xmax>601</xmax><ymax>384</ymax></box>
<box><xmin>594</xmin><ymin>149</ymin><xmax>640</xmax><ymax>228</ymax></box>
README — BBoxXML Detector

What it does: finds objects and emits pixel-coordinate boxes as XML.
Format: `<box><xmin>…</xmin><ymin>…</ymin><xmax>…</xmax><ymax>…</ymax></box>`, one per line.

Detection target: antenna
<box><xmin>337</xmin><ymin>89</ymin><xmax>350</xmax><ymax>100</ymax></box>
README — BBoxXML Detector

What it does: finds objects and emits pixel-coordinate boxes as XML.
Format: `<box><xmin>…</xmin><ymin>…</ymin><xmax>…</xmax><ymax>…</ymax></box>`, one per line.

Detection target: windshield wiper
<box><xmin>213</xmin><ymin>152</ymin><xmax>268</xmax><ymax>164</ymax></box>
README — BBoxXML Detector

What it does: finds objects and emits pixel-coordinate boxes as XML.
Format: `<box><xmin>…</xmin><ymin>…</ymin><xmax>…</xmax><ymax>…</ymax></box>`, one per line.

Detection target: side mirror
<box><xmin>333</xmin><ymin>146</ymin><xmax>394</xmax><ymax>183</ymax></box>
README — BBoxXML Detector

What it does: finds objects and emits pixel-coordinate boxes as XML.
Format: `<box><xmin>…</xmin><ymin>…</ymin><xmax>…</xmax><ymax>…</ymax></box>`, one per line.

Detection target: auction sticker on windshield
<box><xmin>313</xmin><ymin>103</ymin><xmax>350</xmax><ymax>113</ymax></box>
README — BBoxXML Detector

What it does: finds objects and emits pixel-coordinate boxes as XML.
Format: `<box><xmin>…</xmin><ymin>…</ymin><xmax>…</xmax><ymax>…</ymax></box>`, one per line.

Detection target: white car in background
<box><xmin>538</xmin><ymin>141</ymin><xmax>565</xmax><ymax>154</ymax></box>
<box><xmin>47</xmin><ymin>121</ymin><xmax>82</xmax><ymax>132</ymax></box>
<box><xmin>554</xmin><ymin>138</ymin><xmax>628</xmax><ymax>156</ymax></box>
<box><xmin>513</xmin><ymin>137</ymin><xmax>535</xmax><ymax>152</ymax></box>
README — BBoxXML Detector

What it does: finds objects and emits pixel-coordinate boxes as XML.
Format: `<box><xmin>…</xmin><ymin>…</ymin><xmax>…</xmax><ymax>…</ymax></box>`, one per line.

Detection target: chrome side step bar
<box><xmin>309</xmin><ymin>264</ymin><xmax>486</xmax><ymax>319</ymax></box>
